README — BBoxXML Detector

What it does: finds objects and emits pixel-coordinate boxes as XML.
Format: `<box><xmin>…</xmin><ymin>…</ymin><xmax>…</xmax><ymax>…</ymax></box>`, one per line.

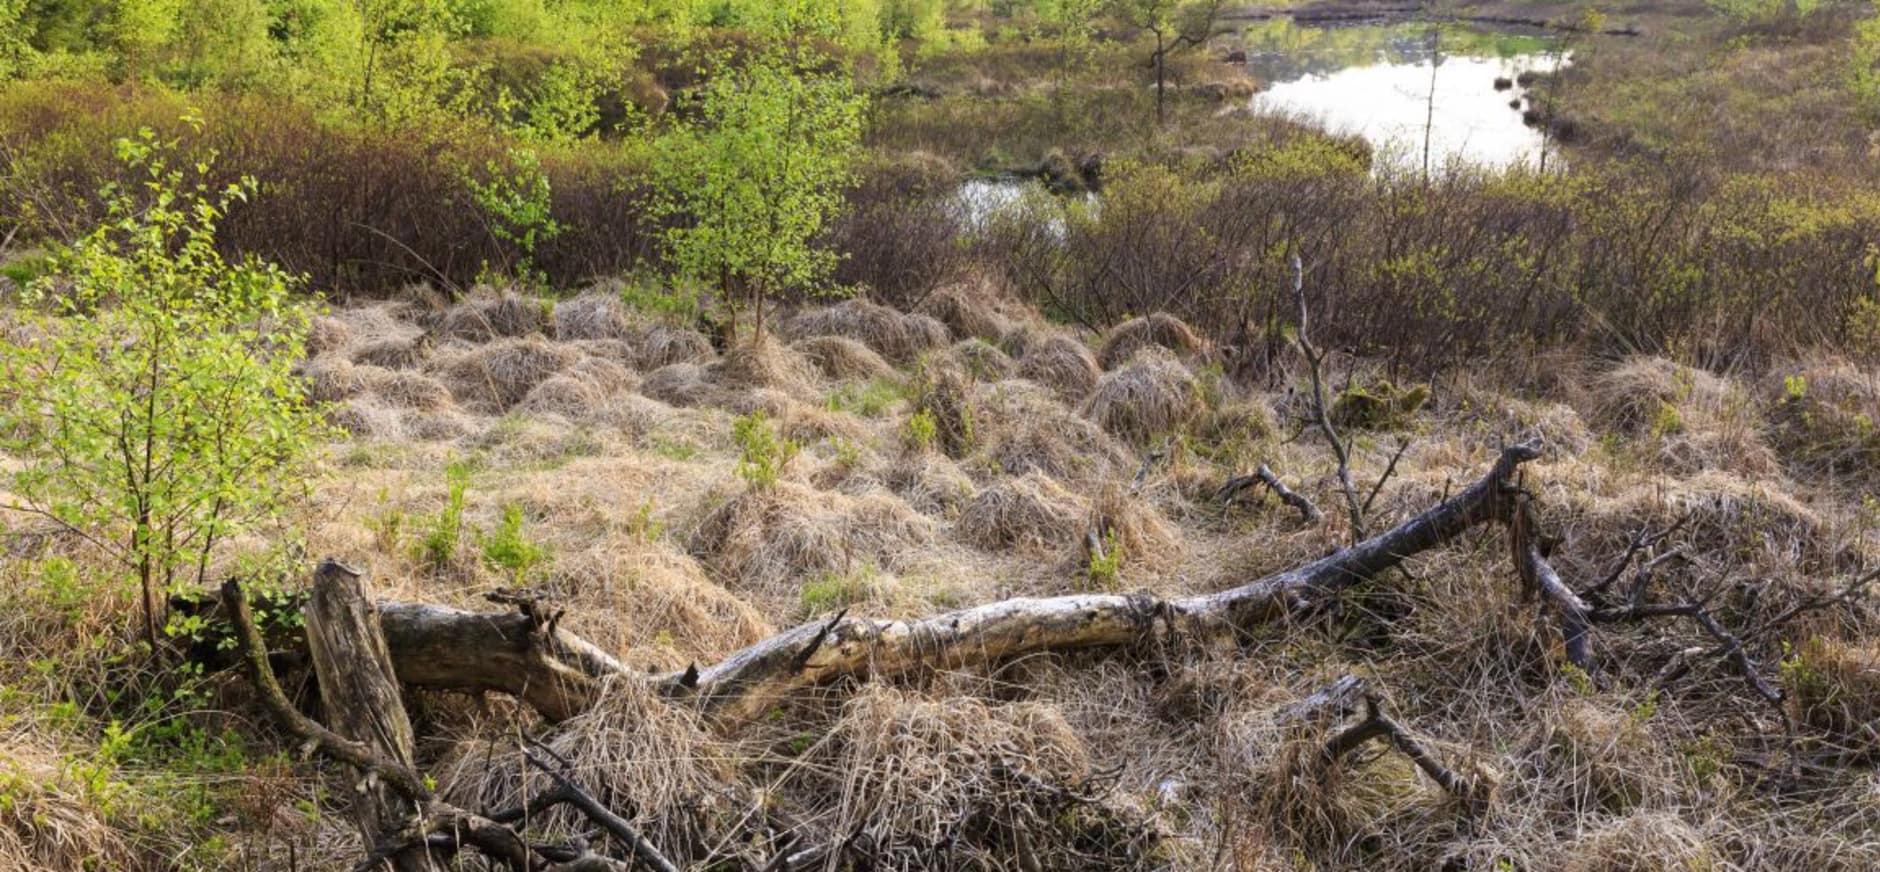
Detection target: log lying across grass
<box><xmin>320</xmin><ymin>439</ymin><xmax>1544</xmax><ymax>724</ymax></box>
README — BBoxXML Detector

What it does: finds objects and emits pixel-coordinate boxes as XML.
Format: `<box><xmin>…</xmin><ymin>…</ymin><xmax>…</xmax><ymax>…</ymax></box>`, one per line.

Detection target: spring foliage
<box><xmin>649</xmin><ymin>46</ymin><xmax>864</xmax><ymax>337</ymax></box>
<box><xmin>0</xmin><ymin>124</ymin><xmax>325</xmax><ymax>647</ymax></box>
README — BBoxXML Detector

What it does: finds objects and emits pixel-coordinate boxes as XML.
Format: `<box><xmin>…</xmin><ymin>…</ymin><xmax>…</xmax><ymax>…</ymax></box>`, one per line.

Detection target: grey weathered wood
<box><xmin>303</xmin><ymin>560</ymin><xmax>438</xmax><ymax>872</ymax></box>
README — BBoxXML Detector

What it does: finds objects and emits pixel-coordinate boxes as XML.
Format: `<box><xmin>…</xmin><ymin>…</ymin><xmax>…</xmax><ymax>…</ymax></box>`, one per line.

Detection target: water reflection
<box><xmin>1246</xmin><ymin>22</ymin><xmax>1566</xmax><ymax>170</ymax></box>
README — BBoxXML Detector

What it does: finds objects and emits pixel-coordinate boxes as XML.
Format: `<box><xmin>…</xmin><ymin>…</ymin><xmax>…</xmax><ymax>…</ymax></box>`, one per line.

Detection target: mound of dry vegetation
<box><xmin>7</xmin><ymin>284</ymin><xmax>1880</xmax><ymax>872</ymax></box>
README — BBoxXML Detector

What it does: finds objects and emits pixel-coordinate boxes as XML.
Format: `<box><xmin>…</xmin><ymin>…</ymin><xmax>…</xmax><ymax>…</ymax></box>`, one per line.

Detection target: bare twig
<box><xmin>1291</xmin><ymin>253</ymin><xmax>1366</xmax><ymax>540</ymax></box>
<box><xmin>1217</xmin><ymin>463</ymin><xmax>1323</xmax><ymax>524</ymax></box>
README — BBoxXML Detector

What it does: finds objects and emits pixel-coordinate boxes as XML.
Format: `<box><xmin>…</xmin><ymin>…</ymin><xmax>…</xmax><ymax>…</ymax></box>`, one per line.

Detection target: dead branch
<box><xmin>1509</xmin><ymin>489</ymin><xmax>1595</xmax><ymax>675</ymax></box>
<box><xmin>1217</xmin><ymin>463</ymin><xmax>1323</xmax><ymax>524</ymax></box>
<box><xmin>210</xmin><ymin>441</ymin><xmax>1542</xmax><ymax>726</ymax></box>
<box><xmin>1291</xmin><ymin>253</ymin><xmax>1366</xmax><ymax>540</ymax></box>
<box><xmin>1322</xmin><ymin>691</ymin><xmax>1491</xmax><ymax>815</ymax></box>
<box><xmin>664</xmin><ymin>439</ymin><xmax>1542</xmax><ymax>721</ymax></box>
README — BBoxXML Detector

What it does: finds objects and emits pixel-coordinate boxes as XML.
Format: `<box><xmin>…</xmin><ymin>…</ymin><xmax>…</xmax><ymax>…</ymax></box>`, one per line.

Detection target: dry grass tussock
<box><xmin>545</xmin><ymin>540</ymin><xmax>774</xmax><ymax>670</ymax></box>
<box><xmin>778</xmin><ymin>684</ymin><xmax>1163</xmax><ymax>868</ymax></box>
<box><xmin>1085</xmin><ymin>484</ymin><xmax>1184</xmax><ymax>565</ymax></box>
<box><xmin>0</xmin><ymin>736</ymin><xmax>145</xmax><ymax>871</ymax></box>
<box><xmin>1084</xmin><ymin>347</ymin><xmax>1204</xmax><ymax>446</ymax></box>
<box><xmin>1785</xmin><ymin>636</ymin><xmax>1880</xmax><ymax>757</ymax></box>
<box><xmin>793</xmin><ymin>334</ymin><xmax>898</xmax><ymax>382</ymax></box>
<box><xmin>1560</xmin><ymin>812</ymin><xmax>1716</xmax><ymax>872</ymax></box>
<box><xmin>706</xmin><ymin>337</ymin><xmax>824</xmax><ymax>398</ymax></box>
<box><xmin>1585</xmin><ymin>356</ymin><xmax>1775</xmax><ymax>475</ymax></box>
<box><xmin>432</xmin><ymin>336</ymin><xmax>581</xmax><ymax>413</ymax></box>
<box><xmin>944</xmin><ymin>337</ymin><xmax>1015</xmax><ymax>381</ymax></box>
<box><xmin>957</xmin><ymin>471</ymin><xmax>1088</xmax><ymax>553</ymax></box>
<box><xmin>438</xmin><ymin>677</ymin><xmax>728</xmax><ymax>852</ymax></box>
<box><xmin>551</xmin><ymin>291</ymin><xmax>636</xmax><ymax>341</ymax></box>
<box><xmin>1513</xmin><ymin>696</ymin><xmax>1672</xmax><ymax>815</ymax></box>
<box><xmin>1560</xmin><ymin>469</ymin><xmax>1862</xmax><ymax>577</ymax></box>
<box><xmin>1014</xmin><ymin>331</ymin><xmax>1101</xmax><ymax>402</ymax></box>
<box><xmin>783</xmin><ymin>298</ymin><xmax>952</xmax><ymax>364</ymax></box>
<box><xmin>1762</xmin><ymin>356</ymin><xmax>1880</xmax><ymax>483</ymax></box>
<box><xmin>1096</xmin><ymin>312</ymin><xmax>1210</xmax><ymax>370</ymax></box>
<box><xmin>434</xmin><ymin>291</ymin><xmax>546</xmax><ymax>342</ymax></box>
<box><xmin>972</xmin><ymin>378</ymin><xmax>1136</xmax><ymax>484</ymax></box>
<box><xmin>688</xmin><ymin>481</ymin><xmax>936</xmax><ymax>593</ymax></box>
<box><xmin>914</xmin><ymin>281</ymin><xmax>1011</xmax><ymax>342</ymax></box>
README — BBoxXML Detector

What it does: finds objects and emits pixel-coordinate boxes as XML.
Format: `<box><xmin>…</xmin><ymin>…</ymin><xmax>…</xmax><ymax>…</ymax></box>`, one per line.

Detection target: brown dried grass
<box><xmin>1084</xmin><ymin>347</ymin><xmax>1203</xmax><ymax>446</ymax></box>
<box><xmin>1014</xmin><ymin>332</ymin><xmax>1101</xmax><ymax>402</ymax></box>
<box><xmin>957</xmin><ymin>472</ymin><xmax>1088</xmax><ymax>553</ymax></box>
<box><xmin>1095</xmin><ymin>312</ymin><xmax>1209</xmax><ymax>370</ymax></box>
<box><xmin>783</xmin><ymin>298</ymin><xmax>952</xmax><ymax>364</ymax></box>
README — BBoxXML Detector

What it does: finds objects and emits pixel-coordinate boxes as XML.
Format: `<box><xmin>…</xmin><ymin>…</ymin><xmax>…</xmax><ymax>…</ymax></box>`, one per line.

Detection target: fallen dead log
<box><xmin>209</xmin><ymin>440</ymin><xmax>1541</xmax><ymax>725</ymax></box>
<box><xmin>224</xmin><ymin>570</ymin><xmax>667</xmax><ymax>872</ymax></box>
<box><xmin>661</xmin><ymin>439</ymin><xmax>1542</xmax><ymax>722</ymax></box>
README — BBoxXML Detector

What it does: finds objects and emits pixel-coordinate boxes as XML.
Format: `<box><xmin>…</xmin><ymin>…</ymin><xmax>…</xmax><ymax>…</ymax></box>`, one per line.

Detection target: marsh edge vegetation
<box><xmin>3</xmin><ymin>0</ymin><xmax>1880</xmax><ymax>870</ymax></box>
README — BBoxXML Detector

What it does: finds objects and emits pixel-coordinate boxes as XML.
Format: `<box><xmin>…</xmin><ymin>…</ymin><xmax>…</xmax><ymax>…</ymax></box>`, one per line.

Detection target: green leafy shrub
<box><xmin>0</xmin><ymin>124</ymin><xmax>326</xmax><ymax>649</ymax></box>
<box><xmin>421</xmin><ymin>461</ymin><xmax>473</xmax><ymax>569</ymax></box>
<box><xmin>733</xmin><ymin>410</ymin><xmax>800</xmax><ymax>490</ymax></box>
<box><xmin>467</xmin><ymin>145</ymin><xmax>564</xmax><ymax>290</ymax></box>
<box><xmin>479</xmin><ymin>503</ymin><xmax>550</xmax><ymax>582</ymax></box>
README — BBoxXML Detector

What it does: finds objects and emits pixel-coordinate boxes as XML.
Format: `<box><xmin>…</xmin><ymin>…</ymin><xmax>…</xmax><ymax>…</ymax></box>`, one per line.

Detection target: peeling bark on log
<box><xmin>304</xmin><ymin>561</ymin><xmax>440</xmax><ymax>872</ymax></box>
<box><xmin>661</xmin><ymin>440</ymin><xmax>1542</xmax><ymax>722</ymax></box>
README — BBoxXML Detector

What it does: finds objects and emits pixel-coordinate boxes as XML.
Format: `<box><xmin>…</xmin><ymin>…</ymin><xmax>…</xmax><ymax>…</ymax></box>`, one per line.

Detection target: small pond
<box><xmin>1243</xmin><ymin>19</ymin><xmax>1567</xmax><ymax>171</ymax></box>
<box><xmin>953</xmin><ymin>18</ymin><xmax>1568</xmax><ymax>228</ymax></box>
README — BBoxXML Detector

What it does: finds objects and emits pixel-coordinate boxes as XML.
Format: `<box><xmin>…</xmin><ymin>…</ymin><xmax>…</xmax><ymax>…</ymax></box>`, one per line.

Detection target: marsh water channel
<box><xmin>957</xmin><ymin>17</ymin><xmax>1567</xmax><ymax>227</ymax></box>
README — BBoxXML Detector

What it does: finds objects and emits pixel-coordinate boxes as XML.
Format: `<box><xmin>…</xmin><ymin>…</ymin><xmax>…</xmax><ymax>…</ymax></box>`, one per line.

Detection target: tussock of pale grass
<box><xmin>299</xmin><ymin>355</ymin><xmax>372</xmax><ymax>403</ymax></box>
<box><xmin>327</xmin><ymin>301</ymin><xmax>416</xmax><ymax>347</ymax></box>
<box><xmin>304</xmin><ymin>314</ymin><xmax>352</xmax><ymax>358</ymax></box>
<box><xmin>0</xmin><ymin>736</ymin><xmax>143</xmax><ymax>872</ymax></box>
<box><xmin>1085</xmin><ymin>484</ymin><xmax>1184</xmax><ymax>566</ymax></box>
<box><xmin>1585</xmin><ymin>356</ymin><xmax>1775</xmax><ymax>475</ymax></box>
<box><xmin>632</xmin><ymin>323</ymin><xmax>717</xmax><ymax>370</ymax></box>
<box><xmin>1514</xmin><ymin>697</ymin><xmax>1670</xmax><ymax>815</ymax></box>
<box><xmin>328</xmin><ymin>396</ymin><xmax>408</xmax><ymax>440</ymax></box>
<box><xmin>1096</xmin><ymin>312</ymin><xmax>1209</xmax><ymax>370</ymax></box>
<box><xmin>1014</xmin><ymin>332</ymin><xmax>1101</xmax><ymax>402</ymax></box>
<box><xmin>973</xmin><ymin>379</ymin><xmax>1135</xmax><ymax>484</ymax></box>
<box><xmin>1784</xmin><ymin>636</ymin><xmax>1880</xmax><ymax>757</ymax></box>
<box><xmin>1762</xmin><ymin>357</ymin><xmax>1880</xmax><ymax>483</ymax></box>
<box><xmin>942</xmin><ymin>337</ymin><xmax>1014</xmax><ymax>383</ymax></box>
<box><xmin>349</xmin><ymin>332</ymin><xmax>432</xmax><ymax>369</ymax></box>
<box><xmin>1564</xmin><ymin>470</ymin><xmax>1856</xmax><ymax>577</ymax></box>
<box><xmin>909</xmin><ymin>358</ymin><xmax>977</xmax><ymax>457</ymax></box>
<box><xmin>915</xmin><ymin>282</ymin><xmax>1011</xmax><ymax>342</ymax></box>
<box><xmin>434</xmin><ymin>291</ymin><xmax>546</xmax><ymax>342</ymax></box>
<box><xmin>363</xmin><ymin>368</ymin><xmax>455</xmax><ymax>411</ymax></box>
<box><xmin>640</xmin><ymin>362</ymin><xmax>714</xmax><ymax>407</ymax></box>
<box><xmin>782</xmin><ymin>685</ymin><xmax>1162</xmax><ymax>868</ymax></box>
<box><xmin>883</xmin><ymin>452</ymin><xmax>977</xmax><ymax>518</ymax></box>
<box><xmin>1084</xmin><ymin>347</ymin><xmax>1203</xmax><ymax>446</ymax></box>
<box><xmin>1563</xmin><ymin>811</ymin><xmax>1715</xmax><ymax>872</ymax></box>
<box><xmin>793</xmin><ymin>334</ymin><xmax>898</xmax><ymax>382</ymax></box>
<box><xmin>551</xmin><ymin>291</ymin><xmax>636</xmax><ymax>341</ymax></box>
<box><xmin>438</xmin><ymin>677</ymin><xmax>728</xmax><ymax>855</ymax></box>
<box><xmin>957</xmin><ymin>471</ymin><xmax>1087</xmax><ymax>553</ymax></box>
<box><xmin>782</xmin><ymin>298</ymin><xmax>952</xmax><ymax>364</ymax></box>
<box><xmin>433</xmin><ymin>336</ymin><xmax>581</xmax><ymax>413</ymax></box>
<box><xmin>545</xmin><ymin>542</ymin><xmax>773</xmax><ymax>668</ymax></box>
<box><xmin>688</xmin><ymin>482</ymin><xmax>935</xmax><ymax>592</ymax></box>
<box><xmin>706</xmin><ymin>338</ymin><xmax>823</xmax><ymax>398</ymax></box>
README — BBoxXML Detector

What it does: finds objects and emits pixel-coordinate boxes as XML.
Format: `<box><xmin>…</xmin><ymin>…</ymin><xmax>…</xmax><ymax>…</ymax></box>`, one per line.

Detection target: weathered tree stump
<box><xmin>303</xmin><ymin>560</ymin><xmax>438</xmax><ymax>872</ymax></box>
